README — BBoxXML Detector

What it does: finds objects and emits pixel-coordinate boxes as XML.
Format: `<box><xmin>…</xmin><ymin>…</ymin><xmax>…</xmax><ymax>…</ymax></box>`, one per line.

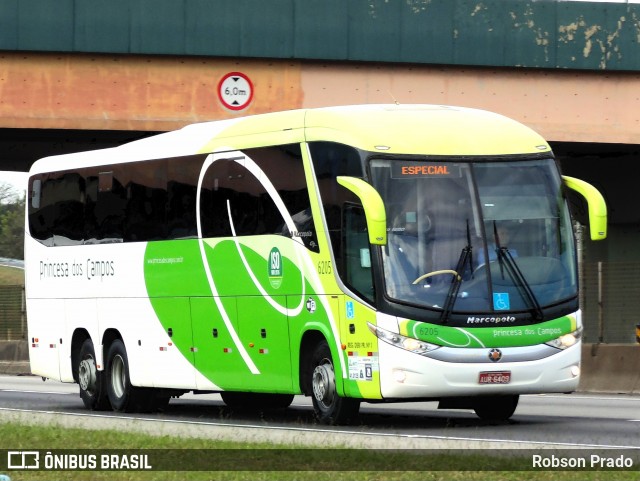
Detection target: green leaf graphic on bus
<box><xmin>401</xmin><ymin>316</ymin><xmax>576</xmax><ymax>349</ymax></box>
<box><xmin>143</xmin><ymin>238</ymin><xmax>321</xmax><ymax>388</ymax></box>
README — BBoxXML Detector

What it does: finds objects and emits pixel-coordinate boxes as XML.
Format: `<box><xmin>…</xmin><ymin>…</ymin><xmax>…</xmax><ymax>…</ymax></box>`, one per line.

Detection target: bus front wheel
<box><xmin>78</xmin><ymin>339</ymin><xmax>110</xmax><ymax>411</ymax></box>
<box><xmin>309</xmin><ymin>340</ymin><xmax>360</xmax><ymax>425</ymax></box>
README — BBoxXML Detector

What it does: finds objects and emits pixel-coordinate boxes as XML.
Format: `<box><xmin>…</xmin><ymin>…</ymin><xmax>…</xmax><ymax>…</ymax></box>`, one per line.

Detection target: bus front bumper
<box><xmin>377</xmin><ymin>340</ymin><xmax>581</xmax><ymax>399</ymax></box>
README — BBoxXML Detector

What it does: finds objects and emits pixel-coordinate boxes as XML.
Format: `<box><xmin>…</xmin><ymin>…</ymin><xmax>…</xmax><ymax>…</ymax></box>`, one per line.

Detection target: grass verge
<box><xmin>0</xmin><ymin>265</ymin><xmax>23</xmax><ymax>286</ymax></box>
<box><xmin>0</xmin><ymin>422</ymin><xmax>636</xmax><ymax>481</ymax></box>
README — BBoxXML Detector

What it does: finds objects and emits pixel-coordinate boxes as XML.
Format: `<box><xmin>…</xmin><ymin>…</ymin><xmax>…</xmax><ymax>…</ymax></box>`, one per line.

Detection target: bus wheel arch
<box><xmin>76</xmin><ymin>336</ymin><xmax>110</xmax><ymax>411</ymax></box>
<box><xmin>104</xmin><ymin>336</ymin><xmax>166</xmax><ymax>413</ymax></box>
<box><xmin>299</xmin><ymin>330</ymin><xmax>326</xmax><ymax>396</ymax></box>
<box><xmin>300</xmin><ymin>332</ymin><xmax>360</xmax><ymax>425</ymax></box>
<box><xmin>105</xmin><ymin>338</ymin><xmax>142</xmax><ymax>412</ymax></box>
<box><xmin>71</xmin><ymin>328</ymin><xmax>91</xmax><ymax>384</ymax></box>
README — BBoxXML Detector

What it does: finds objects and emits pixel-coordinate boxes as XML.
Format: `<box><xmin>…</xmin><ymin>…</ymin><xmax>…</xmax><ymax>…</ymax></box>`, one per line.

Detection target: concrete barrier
<box><xmin>579</xmin><ymin>343</ymin><xmax>640</xmax><ymax>394</ymax></box>
<box><xmin>0</xmin><ymin>340</ymin><xmax>30</xmax><ymax>375</ymax></box>
<box><xmin>0</xmin><ymin>341</ymin><xmax>638</xmax><ymax>395</ymax></box>
<box><xmin>0</xmin><ymin>340</ymin><xmax>28</xmax><ymax>361</ymax></box>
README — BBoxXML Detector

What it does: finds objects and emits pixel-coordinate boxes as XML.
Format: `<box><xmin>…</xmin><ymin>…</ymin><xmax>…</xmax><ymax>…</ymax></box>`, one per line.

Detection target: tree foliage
<box><xmin>0</xmin><ymin>182</ymin><xmax>25</xmax><ymax>260</ymax></box>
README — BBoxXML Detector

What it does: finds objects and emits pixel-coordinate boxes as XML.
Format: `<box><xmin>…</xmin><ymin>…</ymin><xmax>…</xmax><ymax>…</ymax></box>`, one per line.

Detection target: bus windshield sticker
<box><xmin>346</xmin><ymin>301</ymin><xmax>354</xmax><ymax>319</ymax></box>
<box><xmin>348</xmin><ymin>353</ymin><xmax>377</xmax><ymax>381</ymax></box>
<box><xmin>493</xmin><ymin>293</ymin><xmax>510</xmax><ymax>310</ymax></box>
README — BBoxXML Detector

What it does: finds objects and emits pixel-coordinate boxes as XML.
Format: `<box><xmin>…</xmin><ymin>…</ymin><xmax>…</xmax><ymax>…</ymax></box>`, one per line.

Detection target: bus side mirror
<box><xmin>562</xmin><ymin>175</ymin><xmax>607</xmax><ymax>241</ymax></box>
<box><xmin>337</xmin><ymin>176</ymin><xmax>387</xmax><ymax>245</ymax></box>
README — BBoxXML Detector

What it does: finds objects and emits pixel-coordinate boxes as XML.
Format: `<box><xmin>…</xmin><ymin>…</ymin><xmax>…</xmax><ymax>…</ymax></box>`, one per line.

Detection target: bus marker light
<box><xmin>249</xmin><ymin>343</ymin><xmax>254</xmax><ymax>348</ymax></box>
<box><xmin>571</xmin><ymin>365</ymin><xmax>580</xmax><ymax>377</ymax></box>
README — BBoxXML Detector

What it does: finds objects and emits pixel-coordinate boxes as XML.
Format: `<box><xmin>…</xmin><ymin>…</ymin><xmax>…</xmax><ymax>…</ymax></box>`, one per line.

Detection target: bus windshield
<box><xmin>370</xmin><ymin>157</ymin><xmax>577</xmax><ymax>316</ymax></box>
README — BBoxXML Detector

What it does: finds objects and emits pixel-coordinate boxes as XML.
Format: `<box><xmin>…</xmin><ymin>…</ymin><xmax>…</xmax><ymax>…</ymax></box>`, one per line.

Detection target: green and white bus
<box><xmin>25</xmin><ymin>104</ymin><xmax>607</xmax><ymax>424</ymax></box>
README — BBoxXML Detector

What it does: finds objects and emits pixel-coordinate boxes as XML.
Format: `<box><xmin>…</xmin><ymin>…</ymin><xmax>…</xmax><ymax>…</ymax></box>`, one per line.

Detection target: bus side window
<box><xmin>28</xmin><ymin>175</ymin><xmax>54</xmax><ymax>245</ymax></box>
<box><xmin>125</xmin><ymin>183</ymin><xmax>167</xmax><ymax>241</ymax></box>
<box><xmin>28</xmin><ymin>173</ymin><xmax>86</xmax><ymax>245</ymax></box>
<box><xmin>95</xmin><ymin>171</ymin><xmax>126</xmax><ymax>242</ymax></box>
<box><xmin>199</xmin><ymin>145</ymin><xmax>318</xmax><ymax>251</ymax></box>
<box><xmin>343</xmin><ymin>203</ymin><xmax>374</xmax><ymax>302</ymax></box>
<box><xmin>309</xmin><ymin>141</ymin><xmax>364</xmax><ymax>285</ymax></box>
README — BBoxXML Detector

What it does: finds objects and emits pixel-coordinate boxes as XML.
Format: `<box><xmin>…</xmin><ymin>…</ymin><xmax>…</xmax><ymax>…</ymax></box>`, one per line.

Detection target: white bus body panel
<box><xmin>25</xmin><ymin>238</ymin><xmax>202</xmax><ymax>389</ymax></box>
<box><xmin>62</xmin><ymin>298</ymin><xmax>99</xmax><ymax>382</ymax></box>
<box><xmin>378</xmin><ymin>340</ymin><xmax>581</xmax><ymax>399</ymax></box>
<box><xmin>94</xmin><ymin>296</ymin><xmax>198</xmax><ymax>389</ymax></box>
<box><xmin>26</xmin><ymin>298</ymin><xmax>64</xmax><ymax>381</ymax></box>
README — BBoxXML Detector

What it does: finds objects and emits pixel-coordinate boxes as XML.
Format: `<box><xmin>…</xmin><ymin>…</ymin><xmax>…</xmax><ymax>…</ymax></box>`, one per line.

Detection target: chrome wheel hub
<box><xmin>79</xmin><ymin>358</ymin><xmax>96</xmax><ymax>392</ymax></box>
<box><xmin>312</xmin><ymin>362</ymin><xmax>335</xmax><ymax>409</ymax></box>
<box><xmin>111</xmin><ymin>354</ymin><xmax>126</xmax><ymax>398</ymax></box>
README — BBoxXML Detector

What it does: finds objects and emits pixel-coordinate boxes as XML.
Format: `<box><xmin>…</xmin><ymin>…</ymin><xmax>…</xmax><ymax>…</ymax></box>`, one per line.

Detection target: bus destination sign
<box><xmin>391</xmin><ymin>163</ymin><xmax>460</xmax><ymax>179</ymax></box>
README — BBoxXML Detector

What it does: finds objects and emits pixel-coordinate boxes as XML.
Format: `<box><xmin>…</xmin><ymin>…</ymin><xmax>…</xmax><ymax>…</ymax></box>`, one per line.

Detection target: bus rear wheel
<box><xmin>78</xmin><ymin>339</ymin><xmax>110</xmax><ymax>410</ymax></box>
<box><xmin>309</xmin><ymin>340</ymin><xmax>359</xmax><ymax>425</ymax></box>
<box><xmin>105</xmin><ymin>339</ymin><xmax>149</xmax><ymax>413</ymax></box>
<box><xmin>473</xmin><ymin>395</ymin><xmax>519</xmax><ymax>421</ymax></box>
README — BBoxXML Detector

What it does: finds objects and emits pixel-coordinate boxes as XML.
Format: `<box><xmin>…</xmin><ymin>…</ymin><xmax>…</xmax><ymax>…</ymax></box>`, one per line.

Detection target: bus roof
<box><xmin>29</xmin><ymin>104</ymin><xmax>550</xmax><ymax>175</ymax></box>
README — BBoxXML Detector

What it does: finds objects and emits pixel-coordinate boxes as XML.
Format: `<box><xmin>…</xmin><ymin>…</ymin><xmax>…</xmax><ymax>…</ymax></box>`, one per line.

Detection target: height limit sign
<box><xmin>218</xmin><ymin>72</ymin><xmax>253</xmax><ymax>111</ymax></box>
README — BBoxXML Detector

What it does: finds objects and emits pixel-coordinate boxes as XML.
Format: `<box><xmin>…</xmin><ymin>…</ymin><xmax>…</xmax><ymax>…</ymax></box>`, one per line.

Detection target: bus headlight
<box><xmin>545</xmin><ymin>327</ymin><xmax>582</xmax><ymax>350</ymax></box>
<box><xmin>367</xmin><ymin>322</ymin><xmax>439</xmax><ymax>355</ymax></box>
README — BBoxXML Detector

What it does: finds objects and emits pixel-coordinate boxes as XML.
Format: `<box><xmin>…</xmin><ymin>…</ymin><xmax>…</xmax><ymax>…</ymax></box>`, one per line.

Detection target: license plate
<box><xmin>478</xmin><ymin>371</ymin><xmax>511</xmax><ymax>384</ymax></box>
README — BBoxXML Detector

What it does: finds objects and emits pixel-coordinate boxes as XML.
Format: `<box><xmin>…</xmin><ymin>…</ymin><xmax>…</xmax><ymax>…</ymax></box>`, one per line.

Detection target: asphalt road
<box><xmin>0</xmin><ymin>375</ymin><xmax>639</xmax><ymax>450</ymax></box>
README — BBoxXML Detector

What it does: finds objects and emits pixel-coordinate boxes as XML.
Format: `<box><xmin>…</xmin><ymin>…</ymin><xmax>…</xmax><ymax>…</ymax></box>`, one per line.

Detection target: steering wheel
<box><xmin>473</xmin><ymin>260</ymin><xmax>499</xmax><ymax>275</ymax></box>
<box><xmin>412</xmin><ymin>269</ymin><xmax>461</xmax><ymax>285</ymax></box>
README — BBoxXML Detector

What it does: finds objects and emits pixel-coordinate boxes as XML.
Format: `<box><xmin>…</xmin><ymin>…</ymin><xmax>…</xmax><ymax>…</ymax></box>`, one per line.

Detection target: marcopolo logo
<box><xmin>466</xmin><ymin>316</ymin><xmax>516</xmax><ymax>325</ymax></box>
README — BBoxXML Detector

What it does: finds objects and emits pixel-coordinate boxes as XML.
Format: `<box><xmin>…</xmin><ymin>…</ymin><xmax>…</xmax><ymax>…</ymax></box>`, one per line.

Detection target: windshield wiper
<box><xmin>492</xmin><ymin>222</ymin><xmax>543</xmax><ymax>321</ymax></box>
<box><xmin>440</xmin><ymin>220</ymin><xmax>473</xmax><ymax>323</ymax></box>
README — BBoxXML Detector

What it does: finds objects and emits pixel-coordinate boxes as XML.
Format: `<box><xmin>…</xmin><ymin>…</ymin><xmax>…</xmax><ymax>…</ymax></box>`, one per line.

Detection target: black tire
<box><xmin>221</xmin><ymin>392</ymin><xmax>294</xmax><ymax>410</ymax></box>
<box><xmin>78</xmin><ymin>339</ymin><xmax>110</xmax><ymax>411</ymax></box>
<box><xmin>105</xmin><ymin>339</ymin><xmax>148</xmax><ymax>412</ymax></box>
<box><xmin>309</xmin><ymin>340</ymin><xmax>360</xmax><ymax>425</ymax></box>
<box><xmin>473</xmin><ymin>395</ymin><xmax>519</xmax><ymax>421</ymax></box>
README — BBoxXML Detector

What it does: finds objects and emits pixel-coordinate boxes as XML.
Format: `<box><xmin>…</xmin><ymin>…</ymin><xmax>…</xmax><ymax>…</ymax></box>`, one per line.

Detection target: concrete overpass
<box><xmin>0</xmin><ymin>0</ymin><xmax>639</xmax><ymax>344</ymax></box>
